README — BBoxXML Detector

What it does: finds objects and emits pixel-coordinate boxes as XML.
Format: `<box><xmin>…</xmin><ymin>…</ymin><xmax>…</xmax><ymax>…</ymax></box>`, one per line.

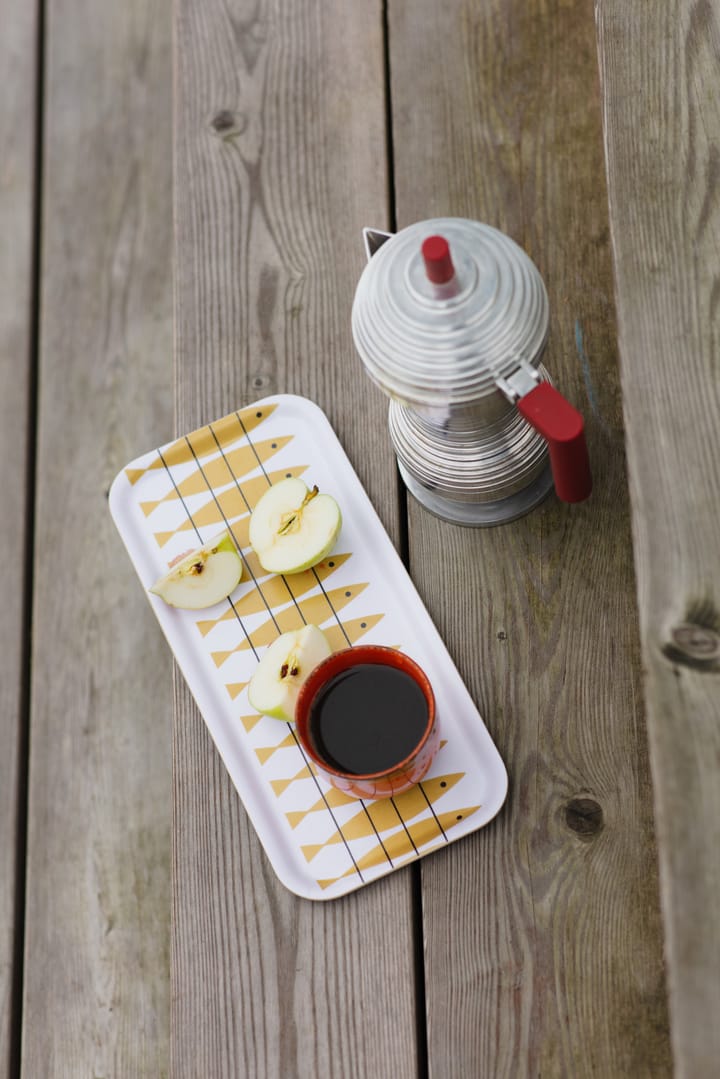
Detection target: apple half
<box><xmin>249</xmin><ymin>477</ymin><xmax>341</xmax><ymax>575</ymax></box>
<box><xmin>248</xmin><ymin>624</ymin><xmax>332</xmax><ymax>721</ymax></box>
<box><xmin>149</xmin><ymin>530</ymin><xmax>243</xmax><ymax>609</ymax></box>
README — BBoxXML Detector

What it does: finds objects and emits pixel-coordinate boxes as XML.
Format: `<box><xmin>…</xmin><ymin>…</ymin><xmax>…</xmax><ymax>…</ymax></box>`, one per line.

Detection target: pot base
<box><xmin>397</xmin><ymin>460</ymin><xmax>554</xmax><ymax>526</ymax></box>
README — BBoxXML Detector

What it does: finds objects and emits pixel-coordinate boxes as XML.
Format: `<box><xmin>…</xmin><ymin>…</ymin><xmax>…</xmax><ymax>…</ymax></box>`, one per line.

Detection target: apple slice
<box><xmin>248</xmin><ymin>624</ymin><xmax>332</xmax><ymax>721</ymax></box>
<box><xmin>149</xmin><ymin>530</ymin><xmax>243</xmax><ymax>609</ymax></box>
<box><xmin>249</xmin><ymin>478</ymin><xmax>341</xmax><ymax>575</ymax></box>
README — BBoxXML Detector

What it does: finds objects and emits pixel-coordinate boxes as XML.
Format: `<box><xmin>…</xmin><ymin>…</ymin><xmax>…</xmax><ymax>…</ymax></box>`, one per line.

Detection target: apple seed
<box><xmin>277</xmin><ymin>485</ymin><xmax>319</xmax><ymax>537</ymax></box>
<box><xmin>280</xmin><ymin>654</ymin><xmax>301</xmax><ymax>680</ymax></box>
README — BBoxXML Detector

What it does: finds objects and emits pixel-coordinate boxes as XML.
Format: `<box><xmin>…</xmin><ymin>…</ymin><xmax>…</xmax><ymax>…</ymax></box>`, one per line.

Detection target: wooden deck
<box><xmin>2</xmin><ymin>1</ymin><xmax>719</xmax><ymax>1076</ymax></box>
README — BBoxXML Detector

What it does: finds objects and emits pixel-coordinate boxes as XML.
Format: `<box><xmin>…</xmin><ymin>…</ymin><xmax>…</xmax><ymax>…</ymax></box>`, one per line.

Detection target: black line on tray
<box><xmin>234</xmin><ymin>411</ymin><xmax>352</xmax><ymax>647</ymax></box>
<box><xmin>158</xmin><ymin>446</ymin><xmax>258</xmax><ymax>659</ymax></box>
<box><xmin>390</xmin><ymin>798</ymin><xmax>420</xmax><ymax>856</ymax></box>
<box><xmin>157</xmin><ymin>448</ymin><xmax>203</xmax><ymax>541</ymax></box>
<box><xmin>207</xmin><ymin>422</ymin><xmax>308</xmax><ymax>630</ymax></box>
<box><xmin>312</xmin><ymin>584</ymin><xmax>352</xmax><ymax>648</ymax></box>
<box><xmin>287</xmin><ymin>727</ymin><xmax>365</xmax><ymax>883</ymax></box>
<box><xmin>418</xmin><ymin>783</ymin><xmax>448</xmax><ymax>843</ymax></box>
<box><xmin>184</xmin><ymin>437</ymin><xmax>283</xmax><ymax>641</ymax></box>
<box><xmin>358</xmin><ymin>802</ymin><xmax>395</xmax><ymax>868</ymax></box>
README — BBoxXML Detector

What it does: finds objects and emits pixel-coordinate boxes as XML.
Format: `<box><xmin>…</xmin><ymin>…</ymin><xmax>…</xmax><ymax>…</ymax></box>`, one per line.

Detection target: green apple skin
<box><xmin>213</xmin><ymin>533</ymin><xmax>240</xmax><ymax>557</ymax></box>
<box><xmin>249</xmin><ymin>478</ymin><xmax>341</xmax><ymax>575</ymax></box>
<box><xmin>149</xmin><ymin>530</ymin><xmax>243</xmax><ymax>610</ymax></box>
<box><xmin>248</xmin><ymin>625</ymin><xmax>332</xmax><ymax>721</ymax></box>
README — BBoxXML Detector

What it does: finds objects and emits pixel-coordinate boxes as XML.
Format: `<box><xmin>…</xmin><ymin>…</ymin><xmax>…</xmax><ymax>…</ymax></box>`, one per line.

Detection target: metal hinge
<box><xmin>495</xmin><ymin>357</ymin><xmax>541</xmax><ymax>403</ymax></box>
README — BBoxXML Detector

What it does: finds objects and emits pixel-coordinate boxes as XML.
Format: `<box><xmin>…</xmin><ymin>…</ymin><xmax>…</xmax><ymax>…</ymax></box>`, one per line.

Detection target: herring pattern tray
<box><xmin>109</xmin><ymin>394</ymin><xmax>507</xmax><ymax>899</ymax></box>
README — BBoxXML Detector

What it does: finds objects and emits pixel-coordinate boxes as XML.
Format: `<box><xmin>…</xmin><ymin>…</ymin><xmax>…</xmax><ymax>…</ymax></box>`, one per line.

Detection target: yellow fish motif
<box><xmin>141</xmin><ymin>466</ymin><xmax>308</xmax><ymax>523</ymax></box>
<box><xmin>301</xmin><ymin>777</ymin><xmax>466</xmax><ymax>859</ymax></box>
<box><xmin>211</xmin><ymin>591</ymin><xmax>374</xmax><ymax>666</ymax></box>
<box><xmin>288</xmin><ymin>773</ymin><xmax>463</xmax><ymax>831</ymax></box>
<box><xmin>195</xmin><ymin>554</ymin><xmax>353</xmax><ymax>636</ymax></box>
<box><xmin>124</xmin><ymin>404</ymin><xmax>277</xmax><ymax>484</ymax></box>
<box><xmin>315</xmin><ymin>805</ymin><xmax>481</xmax><ymax>886</ymax></box>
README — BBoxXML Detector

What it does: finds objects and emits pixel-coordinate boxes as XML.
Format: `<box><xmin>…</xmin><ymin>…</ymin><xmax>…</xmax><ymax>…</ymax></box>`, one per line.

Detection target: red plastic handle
<box><xmin>517</xmin><ymin>382</ymin><xmax>592</xmax><ymax>503</ymax></box>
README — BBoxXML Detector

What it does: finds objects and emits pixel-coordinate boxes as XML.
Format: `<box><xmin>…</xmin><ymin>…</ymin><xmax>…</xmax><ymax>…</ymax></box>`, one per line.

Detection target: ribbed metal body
<box><xmin>351</xmin><ymin>218</ymin><xmax>554</xmax><ymax>525</ymax></box>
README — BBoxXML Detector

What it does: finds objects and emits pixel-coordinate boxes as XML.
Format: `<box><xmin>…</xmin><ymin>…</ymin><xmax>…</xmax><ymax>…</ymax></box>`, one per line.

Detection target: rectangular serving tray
<box><xmin>109</xmin><ymin>394</ymin><xmax>508</xmax><ymax>899</ymax></box>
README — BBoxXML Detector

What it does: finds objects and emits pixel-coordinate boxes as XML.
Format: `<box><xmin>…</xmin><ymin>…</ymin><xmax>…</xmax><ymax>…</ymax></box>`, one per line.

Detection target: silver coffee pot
<box><xmin>351</xmin><ymin>218</ymin><xmax>591</xmax><ymax>525</ymax></box>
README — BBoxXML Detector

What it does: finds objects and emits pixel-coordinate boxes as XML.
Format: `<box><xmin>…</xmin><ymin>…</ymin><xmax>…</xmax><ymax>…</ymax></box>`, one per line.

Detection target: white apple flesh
<box><xmin>149</xmin><ymin>530</ymin><xmax>243</xmax><ymax>609</ymax></box>
<box><xmin>249</xmin><ymin>478</ymin><xmax>341</xmax><ymax>575</ymax></box>
<box><xmin>248</xmin><ymin>624</ymin><xmax>332</xmax><ymax>721</ymax></box>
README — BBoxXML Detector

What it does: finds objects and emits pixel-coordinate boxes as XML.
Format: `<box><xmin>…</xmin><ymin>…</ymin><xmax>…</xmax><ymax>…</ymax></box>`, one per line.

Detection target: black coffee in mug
<box><xmin>307</xmin><ymin>662</ymin><xmax>429</xmax><ymax>776</ymax></box>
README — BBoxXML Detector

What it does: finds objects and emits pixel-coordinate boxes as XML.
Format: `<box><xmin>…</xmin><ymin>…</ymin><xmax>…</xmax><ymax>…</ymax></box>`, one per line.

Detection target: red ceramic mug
<box><xmin>295</xmin><ymin>645</ymin><xmax>439</xmax><ymax>799</ymax></box>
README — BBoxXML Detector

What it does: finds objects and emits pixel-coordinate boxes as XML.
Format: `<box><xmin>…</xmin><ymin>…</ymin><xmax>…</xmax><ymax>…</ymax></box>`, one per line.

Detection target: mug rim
<box><xmin>295</xmin><ymin>645</ymin><xmax>436</xmax><ymax>781</ymax></box>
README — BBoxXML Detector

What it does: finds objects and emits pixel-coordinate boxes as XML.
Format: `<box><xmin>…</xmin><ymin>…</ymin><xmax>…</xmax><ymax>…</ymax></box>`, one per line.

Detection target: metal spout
<box><xmin>362</xmin><ymin>227</ymin><xmax>394</xmax><ymax>262</ymax></box>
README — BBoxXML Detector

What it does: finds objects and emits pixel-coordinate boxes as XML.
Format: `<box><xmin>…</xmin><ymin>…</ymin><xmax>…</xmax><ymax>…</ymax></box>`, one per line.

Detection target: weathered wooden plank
<box><xmin>21</xmin><ymin>1</ymin><xmax>173</xmax><ymax>1075</ymax></box>
<box><xmin>596</xmin><ymin>2</ymin><xmax>720</xmax><ymax>1073</ymax></box>
<box><xmin>0</xmin><ymin>1</ymin><xmax>37</xmax><ymax>1072</ymax></box>
<box><xmin>172</xmin><ymin>2</ymin><xmax>418</xmax><ymax>1075</ymax></box>
<box><xmin>388</xmin><ymin>1</ymin><xmax>672</xmax><ymax>1075</ymax></box>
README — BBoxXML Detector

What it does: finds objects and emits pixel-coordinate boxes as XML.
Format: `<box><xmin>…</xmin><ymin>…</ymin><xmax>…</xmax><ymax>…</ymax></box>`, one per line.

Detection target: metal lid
<box><xmin>351</xmin><ymin>218</ymin><xmax>549</xmax><ymax>407</ymax></box>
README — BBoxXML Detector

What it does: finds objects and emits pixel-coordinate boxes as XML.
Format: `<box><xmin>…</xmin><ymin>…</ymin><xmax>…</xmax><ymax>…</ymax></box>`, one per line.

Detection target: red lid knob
<box><xmin>421</xmin><ymin>235</ymin><xmax>455</xmax><ymax>284</ymax></box>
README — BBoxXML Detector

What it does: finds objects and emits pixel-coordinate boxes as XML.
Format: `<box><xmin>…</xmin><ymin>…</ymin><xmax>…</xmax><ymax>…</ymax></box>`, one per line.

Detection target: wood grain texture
<box><xmin>172</xmin><ymin>2</ymin><xmax>417</xmax><ymax>1076</ymax></box>
<box><xmin>0</xmin><ymin>1</ymin><xmax>37</xmax><ymax>1072</ymax></box>
<box><xmin>21</xmin><ymin>0</ymin><xmax>173</xmax><ymax>1074</ymax></box>
<box><xmin>388</xmin><ymin>1</ymin><xmax>672</xmax><ymax>1075</ymax></box>
<box><xmin>596</xmin><ymin>2</ymin><xmax>720</xmax><ymax>1073</ymax></box>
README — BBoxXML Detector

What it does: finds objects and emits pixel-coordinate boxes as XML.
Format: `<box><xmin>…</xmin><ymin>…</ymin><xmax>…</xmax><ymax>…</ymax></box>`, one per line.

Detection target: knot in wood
<box><xmin>564</xmin><ymin>798</ymin><xmax>603</xmax><ymax>838</ymax></box>
<box><xmin>670</xmin><ymin>622</ymin><xmax>720</xmax><ymax>663</ymax></box>
<box><xmin>209</xmin><ymin>110</ymin><xmax>247</xmax><ymax>139</ymax></box>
